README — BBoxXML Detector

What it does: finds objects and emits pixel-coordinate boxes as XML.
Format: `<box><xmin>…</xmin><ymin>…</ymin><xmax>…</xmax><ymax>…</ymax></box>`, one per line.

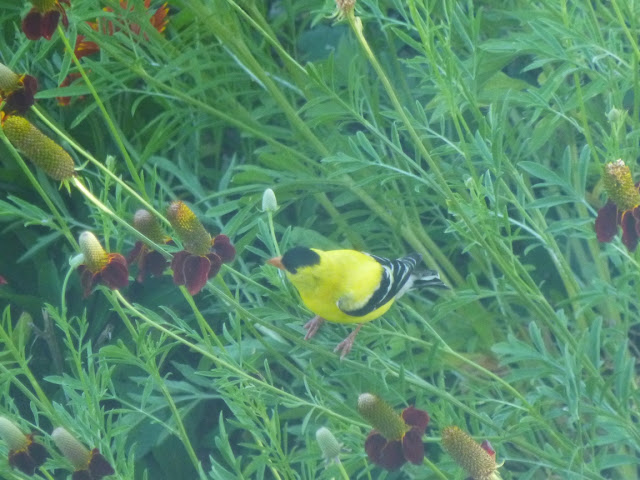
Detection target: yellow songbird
<box><xmin>268</xmin><ymin>247</ymin><xmax>447</xmax><ymax>358</ymax></box>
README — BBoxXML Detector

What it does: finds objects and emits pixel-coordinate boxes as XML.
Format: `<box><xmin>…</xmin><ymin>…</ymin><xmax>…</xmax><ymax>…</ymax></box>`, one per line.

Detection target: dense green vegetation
<box><xmin>1</xmin><ymin>0</ymin><xmax>639</xmax><ymax>478</ymax></box>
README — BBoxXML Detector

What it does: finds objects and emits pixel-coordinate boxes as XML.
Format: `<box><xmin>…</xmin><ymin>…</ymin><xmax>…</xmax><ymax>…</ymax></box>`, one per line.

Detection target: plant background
<box><xmin>0</xmin><ymin>0</ymin><xmax>639</xmax><ymax>479</ymax></box>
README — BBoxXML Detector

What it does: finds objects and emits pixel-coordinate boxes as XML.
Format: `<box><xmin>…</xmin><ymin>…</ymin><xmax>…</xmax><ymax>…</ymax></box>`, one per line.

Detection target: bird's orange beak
<box><xmin>267</xmin><ymin>256</ymin><xmax>285</xmax><ymax>270</ymax></box>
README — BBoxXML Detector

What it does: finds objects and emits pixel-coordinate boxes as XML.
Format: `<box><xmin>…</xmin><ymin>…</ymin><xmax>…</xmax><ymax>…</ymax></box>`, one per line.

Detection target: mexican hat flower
<box><xmin>0</xmin><ymin>416</ymin><xmax>49</xmax><ymax>476</ymax></box>
<box><xmin>126</xmin><ymin>209</ymin><xmax>169</xmax><ymax>282</ymax></box>
<box><xmin>358</xmin><ymin>393</ymin><xmax>430</xmax><ymax>471</ymax></box>
<box><xmin>595</xmin><ymin>159</ymin><xmax>640</xmax><ymax>252</ymax></box>
<box><xmin>1</xmin><ymin>113</ymin><xmax>75</xmax><ymax>181</ymax></box>
<box><xmin>167</xmin><ymin>201</ymin><xmax>235</xmax><ymax>295</ymax></box>
<box><xmin>441</xmin><ymin>426</ymin><xmax>503</xmax><ymax>480</ymax></box>
<box><xmin>77</xmin><ymin>231</ymin><xmax>129</xmax><ymax>297</ymax></box>
<box><xmin>0</xmin><ymin>63</ymin><xmax>38</xmax><ymax>114</ymax></box>
<box><xmin>22</xmin><ymin>0</ymin><xmax>70</xmax><ymax>41</ymax></box>
<box><xmin>51</xmin><ymin>427</ymin><xmax>114</xmax><ymax>480</ymax></box>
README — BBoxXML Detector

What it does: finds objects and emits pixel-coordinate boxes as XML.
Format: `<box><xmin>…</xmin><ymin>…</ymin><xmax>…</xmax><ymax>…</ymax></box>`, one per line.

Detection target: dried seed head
<box><xmin>51</xmin><ymin>427</ymin><xmax>91</xmax><ymax>469</ymax></box>
<box><xmin>262</xmin><ymin>188</ymin><xmax>278</xmax><ymax>212</ymax></box>
<box><xmin>0</xmin><ymin>417</ymin><xmax>29</xmax><ymax>451</ymax></box>
<box><xmin>315</xmin><ymin>427</ymin><xmax>342</xmax><ymax>463</ymax></box>
<box><xmin>79</xmin><ymin>232</ymin><xmax>109</xmax><ymax>273</ymax></box>
<box><xmin>602</xmin><ymin>160</ymin><xmax>640</xmax><ymax>211</ymax></box>
<box><xmin>167</xmin><ymin>201</ymin><xmax>212</xmax><ymax>256</ymax></box>
<box><xmin>357</xmin><ymin>393</ymin><xmax>409</xmax><ymax>441</ymax></box>
<box><xmin>2</xmin><ymin>115</ymin><xmax>75</xmax><ymax>181</ymax></box>
<box><xmin>335</xmin><ymin>0</ymin><xmax>356</xmax><ymax>19</ymax></box>
<box><xmin>441</xmin><ymin>426</ymin><xmax>502</xmax><ymax>480</ymax></box>
<box><xmin>132</xmin><ymin>209</ymin><xmax>166</xmax><ymax>243</ymax></box>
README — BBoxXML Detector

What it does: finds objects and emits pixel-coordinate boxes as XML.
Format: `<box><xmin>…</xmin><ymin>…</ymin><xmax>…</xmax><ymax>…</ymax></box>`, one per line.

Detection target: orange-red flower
<box><xmin>51</xmin><ymin>427</ymin><xmax>115</xmax><ymax>480</ymax></box>
<box><xmin>77</xmin><ymin>231</ymin><xmax>129</xmax><ymax>297</ymax></box>
<box><xmin>167</xmin><ymin>201</ymin><xmax>235</xmax><ymax>295</ymax></box>
<box><xmin>126</xmin><ymin>209</ymin><xmax>169</xmax><ymax>282</ymax></box>
<box><xmin>0</xmin><ymin>417</ymin><xmax>49</xmax><ymax>476</ymax></box>
<box><xmin>22</xmin><ymin>0</ymin><xmax>70</xmax><ymax>41</ymax></box>
<box><xmin>58</xmin><ymin>1</ymin><xmax>168</xmax><ymax>105</ymax></box>
<box><xmin>0</xmin><ymin>63</ymin><xmax>38</xmax><ymax>114</ymax></box>
<box><xmin>595</xmin><ymin>160</ymin><xmax>640</xmax><ymax>252</ymax></box>
<box><xmin>358</xmin><ymin>393</ymin><xmax>430</xmax><ymax>471</ymax></box>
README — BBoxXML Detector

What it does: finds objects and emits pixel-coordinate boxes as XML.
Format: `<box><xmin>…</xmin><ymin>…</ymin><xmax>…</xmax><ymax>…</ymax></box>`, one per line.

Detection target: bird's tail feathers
<box><xmin>413</xmin><ymin>269</ymin><xmax>448</xmax><ymax>289</ymax></box>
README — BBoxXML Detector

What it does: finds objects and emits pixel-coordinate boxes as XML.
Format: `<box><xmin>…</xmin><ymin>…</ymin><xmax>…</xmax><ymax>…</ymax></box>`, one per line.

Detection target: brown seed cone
<box><xmin>2</xmin><ymin>115</ymin><xmax>75</xmax><ymax>181</ymax></box>
<box><xmin>357</xmin><ymin>393</ymin><xmax>409</xmax><ymax>441</ymax></box>
<box><xmin>441</xmin><ymin>426</ymin><xmax>500</xmax><ymax>480</ymax></box>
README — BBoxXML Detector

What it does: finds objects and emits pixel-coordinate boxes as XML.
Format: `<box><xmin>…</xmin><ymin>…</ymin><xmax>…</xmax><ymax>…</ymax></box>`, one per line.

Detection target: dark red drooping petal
<box><xmin>171</xmin><ymin>250</ymin><xmax>190</xmax><ymax>285</ymax></box>
<box><xmin>87</xmin><ymin>448</ymin><xmax>115</xmax><ymax>479</ymax></box>
<box><xmin>26</xmin><ymin>438</ymin><xmax>49</xmax><ymax>468</ymax></box>
<box><xmin>79</xmin><ymin>266</ymin><xmax>97</xmax><ymax>297</ymax></box>
<box><xmin>364</xmin><ymin>431</ymin><xmax>406</xmax><ymax>471</ymax></box>
<box><xmin>126</xmin><ymin>241</ymin><xmax>144</xmax><ymax>264</ymax></box>
<box><xmin>401</xmin><ymin>406</ymin><xmax>430</xmax><ymax>434</ymax></box>
<box><xmin>402</xmin><ymin>429</ymin><xmax>424</xmax><ymax>465</ymax></box>
<box><xmin>22</xmin><ymin>9</ymin><xmax>42</xmax><ymax>40</ymax></box>
<box><xmin>0</xmin><ymin>275</ymin><xmax>7</xmax><ymax>285</ymax></box>
<box><xmin>594</xmin><ymin>201</ymin><xmax>618</xmax><ymax>242</ymax></box>
<box><xmin>72</xmin><ymin>471</ymin><xmax>93</xmax><ymax>480</ymax></box>
<box><xmin>9</xmin><ymin>449</ymin><xmax>37</xmax><ymax>475</ymax></box>
<box><xmin>376</xmin><ymin>438</ymin><xmax>406</xmax><ymax>471</ymax></box>
<box><xmin>100</xmin><ymin>254</ymin><xmax>129</xmax><ymax>290</ymax></box>
<box><xmin>145</xmin><ymin>250</ymin><xmax>168</xmax><ymax>278</ymax></box>
<box><xmin>40</xmin><ymin>10</ymin><xmax>61</xmax><ymax>40</ymax></box>
<box><xmin>620</xmin><ymin>210</ymin><xmax>639</xmax><ymax>252</ymax></box>
<box><xmin>182</xmin><ymin>255</ymin><xmax>211</xmax><ymax>295</ymax></box>
<box><xmin>212</xmin><ymin>234</ymin><xmax>236</xmax><ymax>263</ymax></box>
<box><xmin>206</xmin><ymin>253</ymin><xmax>222</xmax><ymax>279</ymax></box>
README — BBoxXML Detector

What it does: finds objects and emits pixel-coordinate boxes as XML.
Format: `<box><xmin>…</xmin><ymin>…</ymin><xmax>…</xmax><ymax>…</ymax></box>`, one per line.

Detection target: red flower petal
<box><xmin>594</xmin><ymin>201</ymin><xmax>619</xmax><ymax>242</ymax></box>
<box><xmin>144</xmin><ymin>250</ymin><xmax>168</xmax><ymax>278</ymax></box>
<box><xmin>40</xmin><ymin>10</ymin><xmax>61</xmax><ymax>40</ymax></box>
<box><xmin>0</xmin><ymin>275</ymin><xmax>7</xmax><ymax>285</ymax></box>
<box><xmin>126</xmin><ymin>241</ymin><xmax>144</xmax><ymax>264</ymax></box>
<box><xmin>22</xmin><ymin>10</ymin><xmax>42</xmax><ymax>40</ymax></box>
<box><xmin>171</xmin><ymin>250</ymin><xmax>190</xmax><ymax>285</ymax></box>
<box><xmin>9</xmin><ymin>448</ymin><xmax>38</xmax><ymax>475</ymax></box>
<box><xmin>72</xmin><ymin>471</ymin><xmax>93</xmax><ymax>480</ymax></box>
<box><xmin>206</xmin><ymin>253</ymin><xmax>222</xmax><ymax>279</ymax></box>
<box><xmin>212</xmin><ymin>234</ymin><xmax>235</xmax><ymax>263</ymax></box>
<box><xmin>401</xmin><ymin>406</ymin><xmax>430</xmax><ymax>434</ymax></box>
<box><xmin>621</xmin><ymin>210</ymin><xmax>639</xmax><ymax>252</ymax></box>
<box><xmin>364</xmin><ymin>431</ymin><xmax>406</xmax><ymax>471</ymax></box>
<box><xmin>182</xmin><ymin>255</ymin><xmax>211</xmax><ymax>295</ymax></box>
<box><xmin>79</xmin><ymin>266</ymin><xmax>97</xmax><ymax>297</ymax></box>
<box><xmin>87</xmin><ymin>448</ymin><xmax>115</xmax><ymax>479</ymax></box>
<box><xmin>100</xmin><ymin>254</ymin><xmax>129</xmax><ymax>290</ymax></box>
<box><xmin>402</xmin><ymin>429</ymin><xmax>424</xmax><ymax>465</ymax></box>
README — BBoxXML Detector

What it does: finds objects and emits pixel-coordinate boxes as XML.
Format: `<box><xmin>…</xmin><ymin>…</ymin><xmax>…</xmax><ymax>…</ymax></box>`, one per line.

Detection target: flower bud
<box><xmin>335</xmin><ymin>0</ymin><xmax>356</xmax><ymax>18</ymax></box>
<box><xmin>441</xmin><ymin>426</ymin><xmax>502</xmax><ymax>480</ymax></box>
<box><xmin>262</xmin><ymin>188</ymin><xmax>278</xmax><ymax>212</ymax></box>
<box><xmin>0</xmin><ymin>417</ymin><xmax>28</xmax><ymax>451</ymax></box>
<box><xmin>315</xmin><ymin>427</ymin><xmax>342</xmax><ymax>463</ymax></box>
<box><xmin>167</xmin><ymin>201</ymin><xmax>212</xmax><ymax>256</ymax></box>
<box><xmin>133</xmin><ymin>209</ymin><xmax>166</xmax><ymax>243</ymax></box>
<box><xmin>51</xmin><ymin>427</ymin><xmax>90</xmax><ymax>469</ymax></box>
<box><xmin>2</xmin><ymin>114</ymin><xmax>75</xmax><ymax>180</ymax></box>
<box><xmin>357</xmin><ymin>393</ymin><xmax>409</xmax><ymax>441</ymax></box>
<box><xmin>79</xmin><ymin>232</ymin><xmax>109</xmax><ymax>273</ymax></box>
<box><xmin>0</xmin><ymin>63</ymin><xmax>21</xmax><ymax>94</ymax></box>
<box><xmin>602</xmin><ymin>160</ymin><xmax>640</xmax><ymax>211</ymax></box>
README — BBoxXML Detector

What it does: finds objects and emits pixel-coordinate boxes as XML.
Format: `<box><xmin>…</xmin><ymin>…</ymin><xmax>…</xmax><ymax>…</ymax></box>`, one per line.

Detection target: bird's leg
<box><xmin>304</xmin><ymin>315</ymin><xmax>325</xmax><ymax>340</ymax></box>
<box><xmin>333</xmin><ymin>324</ymin><xmax>363</xmax><ymax>359</ymax></box>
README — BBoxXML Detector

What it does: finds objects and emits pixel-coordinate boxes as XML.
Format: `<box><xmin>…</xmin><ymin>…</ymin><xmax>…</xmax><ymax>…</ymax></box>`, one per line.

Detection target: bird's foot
<box><xmin>333</xmin><ymin>324</ymin><xmax>363</xmax><ymax>359</ymax></box>
<box><xmin>304</xmin><ymin>315</ymin><xmax>325</xmax><ymax>340</ymax></box>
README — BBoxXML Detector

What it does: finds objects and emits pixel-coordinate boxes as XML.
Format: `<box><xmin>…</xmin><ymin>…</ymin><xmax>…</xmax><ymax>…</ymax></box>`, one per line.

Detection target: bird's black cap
<box><xmin>280</xmin><ymin>247</ymin><xmax>321</xmax><ymax>274</ymax></box>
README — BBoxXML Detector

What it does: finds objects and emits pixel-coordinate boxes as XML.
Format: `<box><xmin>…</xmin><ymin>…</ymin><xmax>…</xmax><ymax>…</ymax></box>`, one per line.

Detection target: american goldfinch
<box><xmin>268</xmin><ymin>247</ymin><xmax>446</xmax><ymax>358</ymax></box>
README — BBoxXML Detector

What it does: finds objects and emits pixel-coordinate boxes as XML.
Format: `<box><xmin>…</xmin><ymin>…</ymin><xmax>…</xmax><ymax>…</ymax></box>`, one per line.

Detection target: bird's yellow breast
<box><xmin>286</xmin><ymin>249</ymin><xmax>394</xmax><ymax>324</ymax></box>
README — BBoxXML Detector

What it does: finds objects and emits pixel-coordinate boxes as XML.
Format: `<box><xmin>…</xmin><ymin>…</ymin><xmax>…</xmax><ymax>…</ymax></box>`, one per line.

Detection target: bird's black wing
<box><xmin>338</xmin><ymin>253</ymin><xmax>422</xmax><ymax>317</ymax></box>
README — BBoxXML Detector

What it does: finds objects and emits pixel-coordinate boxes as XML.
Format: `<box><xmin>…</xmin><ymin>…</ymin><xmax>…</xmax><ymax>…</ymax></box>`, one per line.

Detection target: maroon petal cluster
<box><xmin>595</xmin><ymin>160</ymin><xmax>640</xmax><ymax>252</ymax></box>
<box><xmin>52</xmin><ymin>427</ymin><xmax>115</xmax><ymax>480</ymax></box>
<box><xmin>22</xmin><ymin>0</ymin><xmax>70</xmax><ymax>41</ymax></box>
<box><xmin>0</xmin><ymin>63</ymin><xmax>38</xmax><ymax>114</ymax></box>
<box><xmin>358</xmin><ymin>393</ymin><xmax>430</xmax><ymax>471</ymax></box>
